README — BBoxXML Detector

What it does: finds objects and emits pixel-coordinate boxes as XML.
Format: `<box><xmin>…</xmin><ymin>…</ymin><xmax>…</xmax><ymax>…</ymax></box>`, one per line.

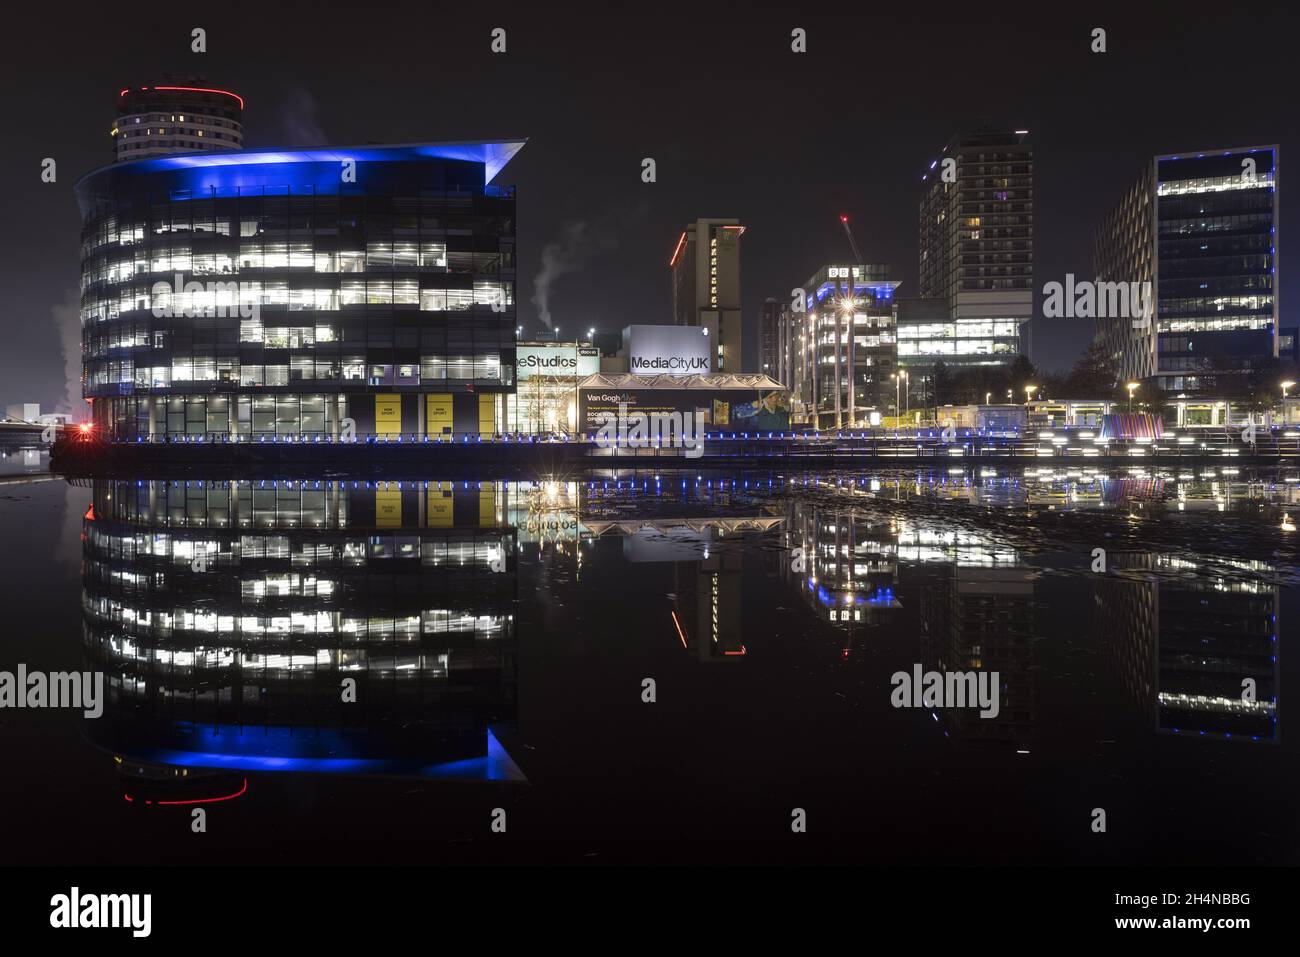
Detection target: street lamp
<box><xmin>1126</xmin><ymin>381</ymin><xmax>1139</xmax><ymax>412</ymax></box>
<box><xmin>588</xmin><ymin>327</ymin><xmax>595</xmax><ymax>340</ymax></box>
<box><xmin>1283</xmin><ymin>380</ymin><xmax>1296</xmax><ymax>398</ymax></box>
<box><xmin>1024</xmin><ymin>384</ymin><xmax>1037</xmax><ymax>404</ymax></box>
<box><xmin>985</xmin><ymin>391</ymin><xmax>992</xmax><ymax>405</ymax></box>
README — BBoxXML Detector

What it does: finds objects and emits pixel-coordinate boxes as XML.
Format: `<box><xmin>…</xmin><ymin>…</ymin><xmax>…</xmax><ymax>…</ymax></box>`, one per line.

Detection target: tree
<box><xmin>1242</xmin><ymin>357</ymin><xmax>1300</xmax><ymax>413</ymax></box>
<box><xmin>1006</xmin><ymin>354</ymin><xmax>1038</xmax><ymax>399</ymax></box>
<box><xmin>932</xmin><ymin>360</ymin><xmax>953</xmax><ymax>406</ymax></box>
<box><xmin>1065</xmin><ymin>339</ymin><xmax>1117</xmax><ymax>396</ymax></box>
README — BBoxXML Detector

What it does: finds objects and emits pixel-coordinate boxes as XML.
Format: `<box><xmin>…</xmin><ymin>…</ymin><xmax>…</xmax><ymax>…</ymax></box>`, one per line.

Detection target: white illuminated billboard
<box><xmin>625</xmin><ymin>324</ymin><xmax>711</xmax><ymax>375</ymax></box>
<box><xmin>516</xmin><ymin>344</ymin><xmax>601</xmax><ymax>381</ymax></box>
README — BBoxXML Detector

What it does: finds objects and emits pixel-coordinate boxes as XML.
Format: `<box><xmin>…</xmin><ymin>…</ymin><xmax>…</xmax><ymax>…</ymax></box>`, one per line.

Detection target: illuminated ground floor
<box><xmin>90</xmin><ymin>392</ymin><xmax>507</xmax><ymax>440</ymax></box>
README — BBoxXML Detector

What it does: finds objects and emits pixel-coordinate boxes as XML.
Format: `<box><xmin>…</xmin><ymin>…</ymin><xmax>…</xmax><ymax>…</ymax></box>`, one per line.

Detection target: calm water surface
<box><xmin>1</xmin><ymin>463</ymin><xmax>1296</xmax><ymax>864</ymax></box>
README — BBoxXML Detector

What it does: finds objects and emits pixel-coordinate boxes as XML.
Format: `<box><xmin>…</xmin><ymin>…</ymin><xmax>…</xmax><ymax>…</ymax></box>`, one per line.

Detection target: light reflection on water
<box><xmin>2</xmin><ymin>464</ymin><xmax>1293</xmax><ymax>863</ymax></box>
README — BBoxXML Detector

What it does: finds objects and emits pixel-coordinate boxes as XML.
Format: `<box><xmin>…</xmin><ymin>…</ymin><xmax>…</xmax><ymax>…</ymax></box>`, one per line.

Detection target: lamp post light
<box><xmin>1024</xmin><ymin>384</ymin><xmax>1037</xmax><ymax>404</ymax></box>
<box><xmin>985</xmin><ymin>391</ymin><xmax>992</xmax><ymax>405</ymax></box>
<box><xmin>840</xmin><ymin>296</ymin><xmax>856</xmax><ymax>427</ymax></box>
<box><xmin>1126</xmin><ymin>381</ymin><xmax>1139</xmax><ymax>412</ymax></box>
<box><xmin>1283</xmin><ymin>380</ymin><xmax>1296</xmax><ymax>399</ymax></box>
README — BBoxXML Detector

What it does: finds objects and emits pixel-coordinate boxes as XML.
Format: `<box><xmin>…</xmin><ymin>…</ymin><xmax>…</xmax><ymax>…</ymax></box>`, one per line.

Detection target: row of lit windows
<box><xmin>84</xmin><ymin>322</ymin><xmax>509</xmax><ymax>354</ymax></box>
<box><xmin>82</xmin><ymin>199</ymin><xmax>511</xmax><ymax>253</ymax></box>
<box><xmin>88</xmin><ymin>243</ymin><xmax>461</xmax><ymax>280</ymax></box>
<box><xmin>88</xmin><ymin>479</ymin><xmax>516</xmax><ymax>527</ymax></box>
<box><xmin>89</xmin><ymin>529</ymin><xmax>502</xmax><ymax>570</ymax></box>
<box><xmin>85</xmin><ymin>602</ymin><xmax>508</xmax><ymax>641</ymax></box>
<box><xmin>82</xmin><ymin>282</ymin><xmax>512</xmax><ymax>324</ymax></box>
<box><xmin>1157</xmin><ymin>172</ymin><xmax>1275</xmax><ymax>197</ymax></box>
<box><xmin>85</xmin><ymin>355</ymin><xmax>506</xmax><ymax>389</ymax></box>
<box><xmin>119</xmin><ymin>112</ymin><xmax>240</xmax><ymax>127</ymax></box>
<box><xmin>1159</xmin><ymin>295</ymin><xmax>1273</xmax><ymax>314</ymax></box>
<box><xmin>897</xmin><ymin>319</ymin><xmax>1019</xmax><ymax>338</ymax></box>
<box><xmin>1157</xmin><ymin>317</ymin><xmax>1274</xmax><ymax>334</ymax></box>
<box><xmin>898</xmin><ymin>340</ymin><xmax>1017</xmax><ymax>356</ymax></box>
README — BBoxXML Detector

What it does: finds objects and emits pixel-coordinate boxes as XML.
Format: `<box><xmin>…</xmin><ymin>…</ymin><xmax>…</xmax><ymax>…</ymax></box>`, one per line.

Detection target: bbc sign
<box><xmin>625</xmin><ymin>324</ymin><xmax>711</xmax><ymax>375</ymax></box>
<box><xmin>516</xmin><ymin>344</ymin><xmax>600</xmax><ymax>381</ymax></box>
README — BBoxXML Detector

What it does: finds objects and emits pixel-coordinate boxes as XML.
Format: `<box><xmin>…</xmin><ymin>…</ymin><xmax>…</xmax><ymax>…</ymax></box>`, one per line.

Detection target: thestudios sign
<box><xmin>516</xmin><ymin>344</ymin><xmax>600</xmax><ymax>381</ymax></box>
<box><xmin>626</xmin><ymin>325</ymin><xmax>711</xmax><ymax>375</ymax></box>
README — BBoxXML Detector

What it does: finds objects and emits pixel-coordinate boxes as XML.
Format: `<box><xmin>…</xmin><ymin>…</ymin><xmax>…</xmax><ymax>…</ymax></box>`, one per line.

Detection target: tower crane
<box><xmin>839</xmin><ymin>214</ymin><xmax>864</xmax><ymax>264</ymax></box>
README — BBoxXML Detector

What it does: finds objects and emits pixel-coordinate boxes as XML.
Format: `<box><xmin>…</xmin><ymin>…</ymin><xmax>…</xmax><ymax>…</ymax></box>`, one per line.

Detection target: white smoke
<box><xmin>531</xmin><ymin>202</ymin><xmax>647</xmax><ymax>330</ymax></box>
<box><xmin>532</xmin><ymin>221</ymin><xmax>595</xmax><ymax>330</ymax></box>
<box><xmin>279</xmin><ymin>88</ymin><xmax>328</xmax><ymax>147</ymax></box>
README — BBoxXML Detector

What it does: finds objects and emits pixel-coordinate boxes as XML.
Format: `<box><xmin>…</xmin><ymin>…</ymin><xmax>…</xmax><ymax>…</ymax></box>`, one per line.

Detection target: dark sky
<box><xmin>4</xmin><ymin>0</ymin><xmax>1297</xmax><ymax>412</ymax></box>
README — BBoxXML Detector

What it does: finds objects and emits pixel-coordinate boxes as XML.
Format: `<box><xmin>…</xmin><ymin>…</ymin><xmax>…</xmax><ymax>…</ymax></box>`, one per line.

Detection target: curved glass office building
<box><xmin>76</xmin><ymin>140</ymin><xmax>524</xmax><ymax>440</ymax></box>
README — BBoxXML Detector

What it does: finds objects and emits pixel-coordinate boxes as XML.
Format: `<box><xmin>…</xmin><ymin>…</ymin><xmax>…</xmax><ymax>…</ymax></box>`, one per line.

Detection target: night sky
<box><xmin>4</xmin><ymin>0</ymin><xmax>1297</xmax><ymax>412</ymax></box>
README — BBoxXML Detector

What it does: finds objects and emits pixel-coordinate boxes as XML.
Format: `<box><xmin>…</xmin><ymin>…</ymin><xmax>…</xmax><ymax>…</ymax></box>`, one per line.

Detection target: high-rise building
<box><xmin>76</xmin><ymin>137</ymin><xmax>524</xmax><ymax>440</ymax></box>
<box><xmin>918</xmin><ymin>130</ymin><xmax>1033</xmax><ymax>369</ymax></box>
<box><xmin>113</xmin><ymin>82</ymin><xmax>245</xmax><ymax>162</ymax></box>
<box><xmin>759</xmin><ymin>297</ymin><xmax>790</xmax><ymax>384</ymax></box>
<box><xmin>670</xmin><ymin>218</ymin><xmax>744</xmax><ymax>372</ymax></box>
<box><xmin>791</xmin><ymin>264</ymin><xmax>899</xmax><ymax>428</ymax></box>
<box><xmin>1095</xmin><ymin>146</ymin><xmax>1280</xmax><ymax>393</ymax></box>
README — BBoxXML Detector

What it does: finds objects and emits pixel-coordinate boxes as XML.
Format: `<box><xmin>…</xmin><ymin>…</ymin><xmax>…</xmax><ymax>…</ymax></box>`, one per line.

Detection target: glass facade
<box><xmin>1154</xmin><ymin>149</ymin><xmax>1278</xmax><ymax>393</ymax></box>
<box><xmin>917</xmin><ymin>130</ymin><xmax>1034</xmax><ymax>369</ymax></box>
<box><xmin>76</xmin><ymin>142</ymin><xmax>522</xmax><ymax>440</ymax></box>
<box><xmin>792</xmin><ymin>265</ymin><xmax>899</xmax><ymax>428</ymax></box>
<box><xmin>896</xmin><ymin>317</ymin><xmax>1020</xmax><ymax>361</ymax></box>
<box><xmin>1095</xmin><ymin>145</ymin><xmax>1279</xmax><ymax>394</ymax></box>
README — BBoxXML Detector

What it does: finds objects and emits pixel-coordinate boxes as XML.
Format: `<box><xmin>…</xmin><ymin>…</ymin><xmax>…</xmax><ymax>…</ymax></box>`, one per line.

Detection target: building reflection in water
<box><xmin>778</xmin><ymin>490</ymin><xmax>1037</xmax><ymax>747</ymax></box>
<box><xmin>589</xmin><ymin>518</ymin><xmax>782</xmax><ymax>663</ymax></box>
<box><xmin>781</xmin><ymin>500</ymin><xmax>902</xmax><ymax>640</ymax></box>
<box><xmin>518</xmin><ymin>472</ymin><xmax>785</xmax><ymax>663</ymax></box>
<box><xmin>81</xmin><ymin>476</ymin><xmax>525</xmax><ymax>804</ymax></box>
<box><xmin>1099</xmin><ymin>553</ymin><xmax>1280</xmax><ymax>742</ymax></box>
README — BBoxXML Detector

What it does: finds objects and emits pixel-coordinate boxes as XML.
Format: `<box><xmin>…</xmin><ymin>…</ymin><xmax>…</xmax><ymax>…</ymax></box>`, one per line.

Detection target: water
<box><xmin>1</xmin><ymin>463</ymin><xmax>1296</xmax><ymax>864</ymax></box>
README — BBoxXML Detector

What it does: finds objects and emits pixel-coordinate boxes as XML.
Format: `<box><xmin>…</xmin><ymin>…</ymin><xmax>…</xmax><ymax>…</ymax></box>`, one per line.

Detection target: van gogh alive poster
<box><xmin>579</xmin><ymin>387</ymin><xmax>790</xmax><ymax>431</ymax></box>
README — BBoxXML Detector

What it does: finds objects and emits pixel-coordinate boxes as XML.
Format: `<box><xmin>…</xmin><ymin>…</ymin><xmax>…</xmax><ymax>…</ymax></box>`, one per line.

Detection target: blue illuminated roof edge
<box><xmin>78</xmin><ymin>138</ymin><xmax>528</xmax><ymax>188</ymax></box>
